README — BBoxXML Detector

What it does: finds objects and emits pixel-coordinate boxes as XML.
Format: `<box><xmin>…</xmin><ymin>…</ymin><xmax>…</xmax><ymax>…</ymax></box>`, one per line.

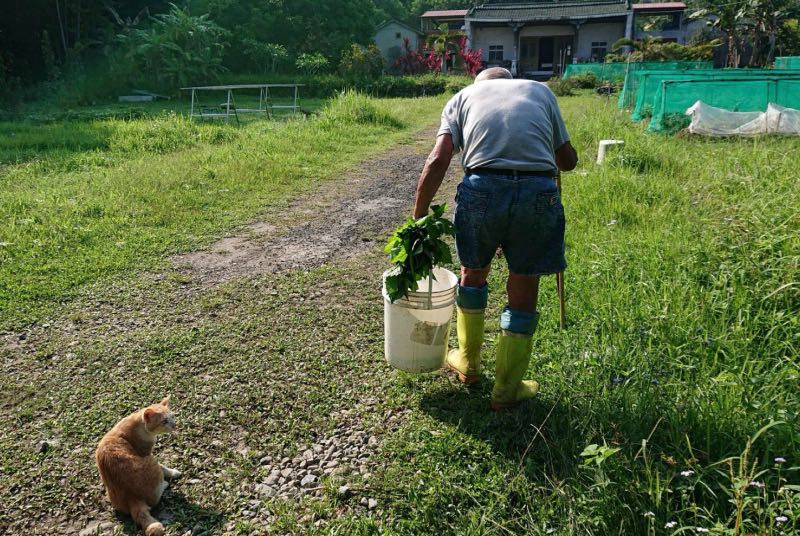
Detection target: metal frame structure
<box><xmin>181</xmin><ymin>84</ymin><xmax>304</xmax><ymax>121</ymax></box>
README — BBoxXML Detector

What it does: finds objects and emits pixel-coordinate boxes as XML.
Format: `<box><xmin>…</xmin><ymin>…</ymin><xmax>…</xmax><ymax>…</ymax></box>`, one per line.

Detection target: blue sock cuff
<box><xmin>456</xmin><ymin>284</ymin><xmax>488</xmax><ymax>309</ymax></box>
<box><xmin>500</xmin><ymin>307</ymin><xmax>539</xmax><ymax>335</ymax></box>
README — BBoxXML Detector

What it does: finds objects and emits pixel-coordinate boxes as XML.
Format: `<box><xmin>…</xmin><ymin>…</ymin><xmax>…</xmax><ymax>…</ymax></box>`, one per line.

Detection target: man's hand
<box><xmin>413</xmin><ymin>134</ymin><xmax>454</xmax><ymax>219</ymax></box>
<box><xmin>555</xmin><ymin>141</ymin><xmax>578</xmax><ymax>172</ymax></box>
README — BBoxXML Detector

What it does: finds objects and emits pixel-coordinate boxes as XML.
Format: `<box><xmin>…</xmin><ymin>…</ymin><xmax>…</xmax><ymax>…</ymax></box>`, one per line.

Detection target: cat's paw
<box><xmin>160</xmin><ymin>464</ymin><xmax>182</xmax><ymax>482</ymax></box>
<box><xmin>164</xmin><ymin>467</ymin><xmax>182</xmax><ymax>482</ymax></box>
<box><xmin>145</xmin><ymin>521</ymin><xmax>165</xmax><ymax>536</ymax></box>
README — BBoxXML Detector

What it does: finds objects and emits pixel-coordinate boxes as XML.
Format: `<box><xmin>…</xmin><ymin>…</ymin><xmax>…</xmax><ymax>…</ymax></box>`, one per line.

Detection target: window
<box><xmin>488</xmin><ymin>45</ymin><xmax>504</xmax><ymax>62</ymax></box>
<box><xmin>396</xmin><ymin>32</ymin><xmax>402</xmax><ymax>39</ymax></box>
<box><xmin>590</xmin><ymin>41</ymin><xmax>607</xmax><ymax>61</ymax></box>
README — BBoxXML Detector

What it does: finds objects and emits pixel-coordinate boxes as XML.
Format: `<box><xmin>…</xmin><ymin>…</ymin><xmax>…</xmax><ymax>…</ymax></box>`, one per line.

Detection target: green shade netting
<box><xmin>627</xmin><ymin>70</ymin><xmax>800</xmax><ymax>120</ymax></box>
<box><xmin>648</xmin><ymin>77</ymin><xmax>800</xmax><ymax>132</ymax></box>
<box><xmin>775</xmin><ymin>57</ymin><xmax>800</xmax><ymax>70</ymax></box>
<box><xmin>562</xmin><ymin>61</ymin><xmax>712</xmax><ymax>82</ymax></box>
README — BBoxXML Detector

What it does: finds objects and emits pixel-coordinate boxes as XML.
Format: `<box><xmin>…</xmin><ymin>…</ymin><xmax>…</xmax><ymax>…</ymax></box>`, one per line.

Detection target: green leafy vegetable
<box><xmin>384</xmin><ymin>204</ymin><xmax>456</xmax><ymax>303</ymax></box>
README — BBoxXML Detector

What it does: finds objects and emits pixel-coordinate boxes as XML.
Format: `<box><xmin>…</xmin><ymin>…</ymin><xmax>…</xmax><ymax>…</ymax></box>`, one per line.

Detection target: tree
<box><xmin>690</xmin><ymin>0</ymin><xmax>799</xmax><ymax>66</ymax></box>
<box><xmin>242</xmin><ymin>39</ymin><xmax>288</xmax><ymax>73</ymax></box>
<box><xmin>691</xmin><ymin>0</ymin><xmax>748</xmax><ymax>66</ymax></box>
<box><xmin>118</xmin><ymin>3</ymin><xmax>229</xmax><ymax>88</ymax></box>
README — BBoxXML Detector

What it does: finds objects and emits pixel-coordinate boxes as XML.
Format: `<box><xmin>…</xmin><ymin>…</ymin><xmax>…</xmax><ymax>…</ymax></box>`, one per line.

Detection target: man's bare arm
<box><xmin>413</xmin><ymin>134</ymin><xmax>454</xmax><ymax>219</ymax></box>
<box><xmin>555</xmin><ymin>141</ymin><xmax>578</xmax><ymax>172</ymax></box>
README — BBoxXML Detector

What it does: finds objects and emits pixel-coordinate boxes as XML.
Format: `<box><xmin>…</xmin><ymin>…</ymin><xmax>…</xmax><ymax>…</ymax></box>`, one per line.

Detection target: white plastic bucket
<box><xmin>382</xmin><ymin>267</ymin><xmax>458</xmax><ymax>373</ymax></box>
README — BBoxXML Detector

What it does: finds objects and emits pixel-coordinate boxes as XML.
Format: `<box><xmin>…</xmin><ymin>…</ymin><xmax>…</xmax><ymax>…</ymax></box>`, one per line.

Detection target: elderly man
<box><xmin>413</xmin><ymin>67</ymin><xmax>577</xmax><ymax>410</ymax></box>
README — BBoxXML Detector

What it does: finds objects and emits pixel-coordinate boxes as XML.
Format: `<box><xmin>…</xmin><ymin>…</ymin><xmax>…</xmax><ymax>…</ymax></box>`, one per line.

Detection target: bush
<box><xmin>318</xmin><ymin>90</ymin><xmax>403</xmax><ymax>129</ymax></box>
<box><xmin>0</xmin><ymin>52</ymin><xmax>22</xmax><ymax>108</ymax></box>
<box><xmin>215</xmin><ymin>73</ymin><xmax>469</xmax><ymax>99</ymax></box>
<box><xmin>570</xmin><ymin>71</ymin><xmax>598</xmax><ymax>89</ymax></box>
<box><xmin>295</xmin><ymin>53</ymin><xmax>329</xmax><ymax>75</ymax></box>
<box><xmin>547</xmin><ymin>77</ymin><xmax>576</xmax><ymax>96</ymax></box>
<box><xmin>116</xmin><ymin>4</ymin><xmax>229</xmax><ymax>90</ymax></box>
<box><xmin>445</xmin><ymin>77</ymin><xmax>469</xmax><ymax>93</ymax></box>
<box><xmin>339</xmin><ymin>44</ymin><xmax>384</xmax><ymax>77</ymax></box>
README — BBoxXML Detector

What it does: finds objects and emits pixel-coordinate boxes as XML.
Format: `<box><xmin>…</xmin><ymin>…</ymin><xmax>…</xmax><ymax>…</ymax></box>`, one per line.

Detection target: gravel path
<box><xmin>173</xmin><ymin>130</ymin><xmax>459</xmax><ymax>284</ymax></box>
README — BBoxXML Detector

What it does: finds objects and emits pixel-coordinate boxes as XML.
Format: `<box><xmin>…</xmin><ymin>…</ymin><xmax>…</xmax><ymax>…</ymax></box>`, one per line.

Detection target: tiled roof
<box><xmin>632</xmin><ymin>2</ymin><xmax>686</xmax><ymax>10</ymax></box>
<box><xmin>422</xmin><ymin>10</ymin><xmax>469</xmax><ymax>18</ymax></box>
<box><xmin>469</xmin><ymin>1</ymin><xmax>630</xmax><ymax>21</ymax></box>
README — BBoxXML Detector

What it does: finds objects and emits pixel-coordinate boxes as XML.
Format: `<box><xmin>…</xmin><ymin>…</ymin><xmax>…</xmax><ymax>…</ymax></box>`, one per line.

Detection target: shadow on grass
<box><xmin>419</xmin><ymin>377</ymin><xmax>585</xmax><ymax>480</ymax></box>
<box><xmin>114</xmin><ymin>489</ymin><xmax>225</xmax><ymax>535</ymax></box>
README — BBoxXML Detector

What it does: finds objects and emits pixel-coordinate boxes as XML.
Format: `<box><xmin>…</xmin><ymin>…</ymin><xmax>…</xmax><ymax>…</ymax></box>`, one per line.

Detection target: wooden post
<box><xmin>556</xmin><ymin>172</ymin><xmax>566</xmax><ymax>330</ymax></box>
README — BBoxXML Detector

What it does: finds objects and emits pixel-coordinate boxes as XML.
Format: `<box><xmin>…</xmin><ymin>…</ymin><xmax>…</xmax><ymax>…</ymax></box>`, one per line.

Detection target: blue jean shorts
<box><xmin>454</xmin><ymin>172</ymin><xmax>567</xmax><ymax>276</ymax></box>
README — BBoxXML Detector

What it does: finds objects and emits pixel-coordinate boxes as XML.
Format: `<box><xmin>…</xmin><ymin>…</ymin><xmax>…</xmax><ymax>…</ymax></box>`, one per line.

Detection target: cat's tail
<box><xmin>129</xmin><ymin>500</ymin><xmax>164</xmax><ymax>536</ymax></box>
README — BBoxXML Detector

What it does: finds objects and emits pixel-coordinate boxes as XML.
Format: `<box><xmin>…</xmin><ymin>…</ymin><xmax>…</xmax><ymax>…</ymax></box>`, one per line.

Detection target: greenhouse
<box><xmin>624</xmin><ymin>69</ymin><xmax>800</xmax><ymax>121</ymax></box>
<box><xmin>562</xmin><ymin>61</ymin><xmax>712</xmax><ymax>82</ymax></box>
<box><xmin>647</xmin><ymin>77</ymin><xmax>800</xmax><ymax>132</ymax></box>
<box><xmin>775</xmin><ymin>56</ymin><xmax>800</xmax><ymax>69</ymax></box>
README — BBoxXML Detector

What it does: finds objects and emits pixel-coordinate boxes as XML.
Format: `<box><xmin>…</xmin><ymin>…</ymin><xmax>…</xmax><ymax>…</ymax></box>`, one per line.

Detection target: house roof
<box><xmin>375</xmin><ymin>19</ymin><xmax>424</xmax><ymax>35</ymax></box>
<box><xmin>468</xmin><ymin>1</ymin><xmax>630</xmax><ymax>21</ymax></box>
<box><xmin>632</xmin><ymin>2</ymin><xmax>686</xmax><ymax>10</ymax></box>
<box><xmin>421</xmin><ymin>9</ymin><xmax>469</xmax><ymax>18</ymax></box>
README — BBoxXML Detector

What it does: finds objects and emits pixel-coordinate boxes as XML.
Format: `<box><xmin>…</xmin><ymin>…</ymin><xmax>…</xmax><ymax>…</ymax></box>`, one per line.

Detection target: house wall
<box><xmin>471</xmin><ymin>23</ymin><xmax>628</xmax><ymax>63</ymax></box>
<box><xmin>575</xmin><ymin>22</ymin><xmax>625</xmax><ymax>60</ymax></box>
<box><xmin>471</xmin><ymin>26</ymin><xmax>517</xmax><ymax>62</ymax></box>
<box><xmin>374</xmin><ymin>22</ymin><xmax>420</xmax><ymax>63</ymax></box>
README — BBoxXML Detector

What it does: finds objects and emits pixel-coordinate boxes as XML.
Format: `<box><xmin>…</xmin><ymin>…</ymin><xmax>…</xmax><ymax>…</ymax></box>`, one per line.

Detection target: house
<box><xmin>374</xmin><ymin>20</ymin><xmax>424</xmax><ymax>64</ymax></box>
<box><xmin>420</xmin><ymin>9</ymin><xmax>468</xmax><ymax>34</ymax></box>
<box><xmin>465</xmin><ymin>1</ymin><xmax>696</xmax><ymax>79</ymax></box>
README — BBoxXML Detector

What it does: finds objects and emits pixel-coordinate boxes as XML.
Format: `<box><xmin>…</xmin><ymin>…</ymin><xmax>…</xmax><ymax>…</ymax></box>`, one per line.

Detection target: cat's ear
<box><xmin>143</xmin><ymin>408</ymin><xmax>156</xmax><ymax>423</ymax></box>
<box><xmin>160</xmin><ymin>395</ymin><xmax>171</xmax><ymax>407</ymax></box>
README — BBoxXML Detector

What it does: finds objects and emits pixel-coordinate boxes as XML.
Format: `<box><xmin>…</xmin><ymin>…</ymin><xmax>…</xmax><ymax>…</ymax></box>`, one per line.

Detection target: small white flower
<box><xmin>748</xmin><ymin>480</ymin><xmax>765</xmax><ymax>488</ymax></box>
<box><xmin>665</xmin><ymin>521</ymin><xmax>677</xmax><ymax>528</ymax></box>
<box><xmin>775</xmin><ymin>515</ymin><xmax>788</xmax><ymax>523</ymax></box>
<box><xmin>775</xmin><ymin>457</ymin><xmax>787</xmax><ymax>464</ymax></box>
<box><xmin>607</xmin><ymin>219</ymin><xmax>618</xmax><ymax>226</ymax></box>
<box><xmin>644</xmin><ymin>511</ymin><xmax>655</xmax><ymax>518</ymax></box>
<box><xmin>681</xmin><ymin>470</ymin><xmax>695</xmax><ymax>477</ymax></box>
<box><xmin>696</xmin><ymin>528</ymin><xmax>709</xmax><ymax>533</ymax></box>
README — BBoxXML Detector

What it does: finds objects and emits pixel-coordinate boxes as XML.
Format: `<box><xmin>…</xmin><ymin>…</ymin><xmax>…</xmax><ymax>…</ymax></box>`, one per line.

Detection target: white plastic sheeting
<box><xmin>685</xmin><ymin>101</ymin><xmax>800</xmax><ymax>136</ymax></box>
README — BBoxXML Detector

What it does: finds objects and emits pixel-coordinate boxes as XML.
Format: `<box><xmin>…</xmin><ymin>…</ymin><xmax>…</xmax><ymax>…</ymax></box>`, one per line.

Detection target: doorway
<box><xmin>538</xmin><ymin>37</ymin><xmax>554</xmax><ymax>71</ymax></box>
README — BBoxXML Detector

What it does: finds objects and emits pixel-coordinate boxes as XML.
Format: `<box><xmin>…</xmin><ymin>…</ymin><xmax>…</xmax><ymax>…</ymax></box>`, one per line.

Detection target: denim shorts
<box><xmin>454</xmin><ymin>172</ymin><xmax>567</xmax><ymax>276</ymax></box>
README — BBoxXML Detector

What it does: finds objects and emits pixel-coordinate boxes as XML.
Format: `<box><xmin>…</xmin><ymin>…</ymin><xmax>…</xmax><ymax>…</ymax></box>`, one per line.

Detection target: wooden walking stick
<box><xmin>555</xmin><ymin>172</ymin><xmax>566</xmax><ymax>329</ymax></box>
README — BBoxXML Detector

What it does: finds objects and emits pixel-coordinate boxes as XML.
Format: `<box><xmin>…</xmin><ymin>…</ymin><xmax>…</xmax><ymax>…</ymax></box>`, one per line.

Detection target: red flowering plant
<box><xmin>395</xmin><ymin>37</ymin><xmax>427</xmax><ymax>74</ymax></box>
<box><xmin>458</xmin><ymin>36</ymin><xmax>483</xmax><ymax>77</ymax></box>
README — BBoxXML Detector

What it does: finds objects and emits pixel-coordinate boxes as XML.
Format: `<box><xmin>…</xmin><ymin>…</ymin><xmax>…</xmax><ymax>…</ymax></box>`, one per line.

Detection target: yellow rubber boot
<box><xmin>446</xmin><ymin>307</ymin><xmax>485</xmax><ymax>384</ymax></box>
<box><xmin>490</xmin><ymin>330</ymin><xmax>539</xmax><ymax>411</ymax></box>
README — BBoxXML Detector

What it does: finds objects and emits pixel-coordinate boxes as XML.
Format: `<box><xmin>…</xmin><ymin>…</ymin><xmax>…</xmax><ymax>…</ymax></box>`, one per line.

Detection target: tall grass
<box><xmin>319</xmin><ymin>90</ymin><xmax>405</xmax><ymax>129</ymax></box>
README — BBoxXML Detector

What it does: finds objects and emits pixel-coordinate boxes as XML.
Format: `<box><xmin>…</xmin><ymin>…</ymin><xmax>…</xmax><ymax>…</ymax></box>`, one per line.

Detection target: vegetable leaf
<box><xmin>384</xmin><ymin>204</ymin><xmax>456</xmax><ymax>302</ymax></box>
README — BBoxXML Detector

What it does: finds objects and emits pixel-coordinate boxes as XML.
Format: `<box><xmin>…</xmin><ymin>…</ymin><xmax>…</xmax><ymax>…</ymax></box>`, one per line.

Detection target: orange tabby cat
<box><xmin>95</xmin><ymin>396</ymin><xmax>180</xmax><ymax>536</ymax></box>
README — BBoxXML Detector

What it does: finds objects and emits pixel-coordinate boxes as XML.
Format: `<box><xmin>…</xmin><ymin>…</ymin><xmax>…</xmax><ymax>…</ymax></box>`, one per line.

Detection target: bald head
<box><xmin>475</xmin><ymin>67</ymin><xmax>513</xmax><ymax>82</ymax></box>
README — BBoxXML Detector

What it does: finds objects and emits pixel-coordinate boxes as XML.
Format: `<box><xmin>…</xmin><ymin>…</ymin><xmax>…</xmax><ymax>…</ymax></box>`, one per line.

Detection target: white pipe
<box><xmin>596</xmin><ymin>139</ymin><xmax>625</xmax><ymax>164</ymax></box>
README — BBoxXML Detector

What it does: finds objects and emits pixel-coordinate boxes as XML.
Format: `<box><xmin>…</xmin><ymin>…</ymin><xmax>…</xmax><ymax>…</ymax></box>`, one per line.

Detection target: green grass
<box><xmin>0</xmin><ymin>92</ymin><xmax>797</xmax><ymax>535</ymax></box>
<box><xmin>0</xmin><ymin>93</ymin><xmax>443</xmax><ymax>330</ymax></box>
<box><xmin>358</xmin><ymin>96</ymin><xmax>800</xmax><ymax>535</ymax></box>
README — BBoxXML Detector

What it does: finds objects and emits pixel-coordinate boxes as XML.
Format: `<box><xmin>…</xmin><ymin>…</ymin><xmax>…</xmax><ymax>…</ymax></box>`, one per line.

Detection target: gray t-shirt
<box><xmin>437</xmin><ymin>79</ymin><xmax>570</xmax><ymax>174</ymax></box>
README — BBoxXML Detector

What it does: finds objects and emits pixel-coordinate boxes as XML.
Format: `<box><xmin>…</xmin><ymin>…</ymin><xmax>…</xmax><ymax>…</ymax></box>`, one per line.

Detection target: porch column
<box><xmin>511</xmin><ymin>22</ymin><xmax>524</xmax><ymax>76</ymax></box>
<box><xmin>625</xmin><ymin>11</ymin><xmax>634</xmax><ymax>40</ymax></box>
